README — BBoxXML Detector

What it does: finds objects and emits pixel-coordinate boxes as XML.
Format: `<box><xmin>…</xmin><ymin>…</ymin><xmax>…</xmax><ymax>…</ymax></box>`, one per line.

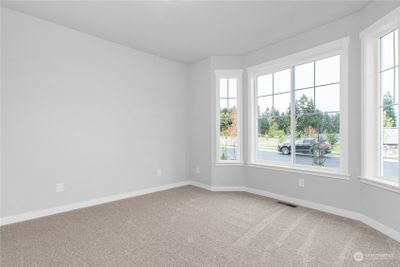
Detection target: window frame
<box><xmin>360</xmin><ymin>7</ymin><xmax>400</xmax><ymax>191</ymax></box>
<box><xmin>247</xmin><ymin>38</ymin><xmax>350</xmax><ymax>178</ymax></box>
<box><xmin>215</xmin><ymin>69</ymin><xmax>244</xmax><ymax>165</ymax></box>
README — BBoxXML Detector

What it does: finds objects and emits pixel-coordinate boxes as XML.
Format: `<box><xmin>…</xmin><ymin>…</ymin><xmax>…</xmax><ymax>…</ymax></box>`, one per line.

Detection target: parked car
<box><xmin>278</xmin><ymin>138</ymin><xmax>331</xmax><ymax>155</ymax></box>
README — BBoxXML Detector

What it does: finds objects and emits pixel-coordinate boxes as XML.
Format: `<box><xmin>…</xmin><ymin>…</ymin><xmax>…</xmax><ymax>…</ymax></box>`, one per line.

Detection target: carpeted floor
<box><xmin>1</xmin><ymin>185</ymin><xmax>399</xmax><ymax>266</ymax></box>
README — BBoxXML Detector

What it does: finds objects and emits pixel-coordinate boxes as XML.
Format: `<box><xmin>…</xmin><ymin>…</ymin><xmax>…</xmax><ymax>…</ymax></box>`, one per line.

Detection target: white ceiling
<box><xmin>2</xmin><ymin>1</ymin><xmax>371</xmax><ymax>64</ymax></box>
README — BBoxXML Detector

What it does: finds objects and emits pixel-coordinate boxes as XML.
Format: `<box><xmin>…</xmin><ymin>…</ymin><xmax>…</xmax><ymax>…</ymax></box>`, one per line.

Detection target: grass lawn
<box><xmin>331</xmin><ymin>145</ymin><xmax>340</xmax><ymax>155</ymax></box>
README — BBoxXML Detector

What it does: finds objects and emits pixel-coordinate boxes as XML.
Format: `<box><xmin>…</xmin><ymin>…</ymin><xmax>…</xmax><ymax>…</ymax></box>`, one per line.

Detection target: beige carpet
<box><xmin>1</xmin><ymin>186</ymin><xmax>399</xmax><ymax>266</ymax></box>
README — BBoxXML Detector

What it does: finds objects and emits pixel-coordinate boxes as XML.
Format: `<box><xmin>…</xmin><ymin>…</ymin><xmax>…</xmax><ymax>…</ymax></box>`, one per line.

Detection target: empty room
<box><xmin>1</xmin><ymin>0</ymin><xmax>400</xmax><ymax>266</ymax></box>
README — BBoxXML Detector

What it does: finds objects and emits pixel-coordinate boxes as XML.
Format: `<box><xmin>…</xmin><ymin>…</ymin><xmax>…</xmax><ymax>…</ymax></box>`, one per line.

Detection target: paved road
<box><xmin>222</xmin><ymin>147</ymin><xmax>398</xmax><ymax>180</ymax></box>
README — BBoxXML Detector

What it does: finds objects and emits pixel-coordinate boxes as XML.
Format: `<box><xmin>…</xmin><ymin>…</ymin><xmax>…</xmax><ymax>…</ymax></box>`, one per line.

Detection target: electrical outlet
<box><xmin>196</xmin><ymin>167</ymin><xmax>200</xmax><ymax>174</ymax></box>
<box><xmin>299</xmin><ymin>178</ymin><xmax>305</xmax><ymax>187</ymax></box>
<box><xmin>156</xmin><ymin>169</ymin><xmax>162</xmax><ymax>177</ymax></box>
<box><xmin>56</xmin><ymin>183</ymin><xmax>64</xmax><ymax>193</ymax></box>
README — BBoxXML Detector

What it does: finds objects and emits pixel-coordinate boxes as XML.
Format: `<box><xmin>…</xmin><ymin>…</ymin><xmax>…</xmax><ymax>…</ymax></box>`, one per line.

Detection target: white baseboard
<box><xmin>187</xmin><ymin>181</ymin><xmax>244</xmax><ymax>192</ymax></box>
<box><xmin>2</xmin><ymin>180</ymin><xmax>399</xmax><ymax>243</ymax></box>
<box><xmin>189</xmin><ymin>181</ymin><xmax>400</xmax><ymax>243</ymax></box>
<box><xmin>244</xmin><ymin>187</ymin><xmax>361</xmax><ymax>221</ymax></box>
<box><xmin>0</xmin><ymin>180</ymin><xmax>190</xmax><ymax>226</ymax></box>
<box><xmin>211</xmin><ymin>186</ymin><xmax>246</xmax><ymax>192</ymax></box>
<box><xmin>360</xmin><ymin>215</ymin><xmax>400</xmax><ymax>243</ymax></box>
<box><xmin>188</xmin><ymin>181</ymin><xmax>212</xmax><ymax>191</ymax></box>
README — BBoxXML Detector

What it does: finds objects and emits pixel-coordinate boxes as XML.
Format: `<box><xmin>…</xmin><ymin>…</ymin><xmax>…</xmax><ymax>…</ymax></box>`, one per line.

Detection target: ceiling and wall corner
<box><xmin>1</xmin><ymin>0</ymin><xmax>370</xmax><ymax>64</ymax></box>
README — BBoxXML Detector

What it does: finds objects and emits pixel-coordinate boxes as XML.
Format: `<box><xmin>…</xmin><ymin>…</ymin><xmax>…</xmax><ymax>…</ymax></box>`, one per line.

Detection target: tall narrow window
<box><xmin>361</xmin><ymin>8</ymin><xmax>400</xmax><ymax>189</ymax></box>
<box><xmin>379</xmin><ymin>29</ymin><xmax>399</xmax><ymax>182</ymax></box>
<box><xmin>215</xmin><ymin>70</ymin><xmax>243</xmax><ymax>163</ymax></box>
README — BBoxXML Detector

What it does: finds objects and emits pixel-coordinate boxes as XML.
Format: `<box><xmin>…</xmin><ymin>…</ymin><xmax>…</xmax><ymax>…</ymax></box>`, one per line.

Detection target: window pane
<box><xmin>315</xmin><ymin>84</ymin><xmax>340</xmax><ymax>112</ymax></box>
<box><xmin>294</xmin><ymin>113</ymin><xmax>340</xmax><ymax>169</ymax></box>
<box><xmin>395</xmin><ymin>67</ymin><xmax>399</xmax><ymax>104</ymax></box>
<box><xmin>257</xmin><ymin>114</ymin><xmax>291</xmax><ymax>164</ymax></box>
<box><xmin>220</xmin><ymin>99</ymin><xmax>228</xmax><ymax>110</ymax></box>
<box><xmin>229</xmin><ymin>99</ymin><xmax>237</xmax><ymax>109</ymax></box>
<box><xmin>257</xmin><ymin>70</ymin><xmax>291</xmax><ymax>164</ymax></box>
<box><xmin>220</xmin><ymin>106</ymin><xmax>239</xmax><ymax>161</ymax></box>
<box><xmin>257</xmin><ymin>74</ymin><xmax>272</xmax><ymax>96</ymax></box>
<box><xmin>229</xmin><ymin>78</ymin><xmax>237</xmax><ymax>98</ymax></box>
<box><xmin>381</xmin><ymin>104</ymin><xmax>398</xmax><ymax>180</ymax></box>
<box><xmin>382</xmin><ymin>145</ymin><xmax>399</xmax><ymax>180</ymax></box>
<box><xmin>274</xmin><ymin>69</ymin><xmax>291</xmax><ymax>93</ymax></box>
<box><xmin>381</xmin><ymin>31</ymin><xmax>394</xmax><ymax>71</ymax></box>
<box><xmin>295</xmin><ymin>83</ymin><xmax>340</xmax><ymax>169</ymax></box>
<box><xmin>295</xmin><ymin>62</ymin><xmax>314</xmax><ymax>89</ymax></box>
<box><xmin>395</xmin><ymin>30</ymin><xmax>398</xmax><ymax>66</ymax></box>
<box><xmin>257</xmin><ymin>96</ymin><xmax>272</xmax><ymax>115</ymax></box>
<box><xmin>381</xmin><ymin>69</ymin><xmax>394</xmax><ymax>99</ymax></box>
<box><xmin>379</xmin><ymin>30</ymin><xmax>399</xmax><ymax>181</ymax></box>
<box><xmin>220</xmin><ymin>79</ymin><xmax>228</xmax><ymax>97</ymax></box>
<box><xmin>382</xmin><ymin>104</ymin><xmax>398</xmax><ymax>130</ymax></box>
<box><xmin>315</xmin><ymin>55</ymin><xmax>340</xmax><ymax>86</ymax></box>
<box><xmin>296</xmin><ymin>88</ymin><xmax>314</xmax><ymax>105</ymax></box>
<box><xmin>274</xmin><ymin>93</ymin><xmax>291</xmax><ymax>114</ymax></box>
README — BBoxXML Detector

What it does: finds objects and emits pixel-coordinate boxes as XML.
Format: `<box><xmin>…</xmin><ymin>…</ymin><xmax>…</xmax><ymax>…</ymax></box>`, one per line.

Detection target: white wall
<box><xmin>187</xmin><ymin>58</ymin><xmax>212</xmax><ymax>185</ymax></box>
<box><xmin>1</xmin><ymin>8</ymin><xmax>188</xmax><ymax>217</ymax></box>
<box><xmin>243</xmin><ymin>12</ymin><xmax>362</xmax><ymax>213</ymax></box>
<box><xmin>187</xmin><ymin>56</ymin><xmax>246</xmax><ymax>187</ymax></box>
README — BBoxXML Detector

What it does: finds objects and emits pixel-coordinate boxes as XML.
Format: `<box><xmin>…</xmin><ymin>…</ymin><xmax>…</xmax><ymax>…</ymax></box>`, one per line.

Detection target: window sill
<box><xmin>358</xmin><ymin>176</ymin><xmax>400</xmax><ymax>194</ymax></box>
<box><xmin>215</xmin><ymin>161</ymin><xmax>244</xmax><ymax>167</ymax></box>
<box><xmin>247</xmin><ymin>162</ymin><xmax>350</xmax><ymax>180</ymax></box>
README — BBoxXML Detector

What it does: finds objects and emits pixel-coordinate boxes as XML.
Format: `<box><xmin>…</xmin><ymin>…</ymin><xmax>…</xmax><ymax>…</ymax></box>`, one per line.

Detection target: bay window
<box><xmin>248</xmin><ymin>38</ymin><xmax>349</xmax><ymax>176</ymax></box>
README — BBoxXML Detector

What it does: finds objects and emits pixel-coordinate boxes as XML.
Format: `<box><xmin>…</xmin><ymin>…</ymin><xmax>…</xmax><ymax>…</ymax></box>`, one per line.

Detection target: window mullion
<box><xmin>393</xmin><ymin>32</ymin><xmax>396</xmax><ymax>101</ymax></box>
<box><xmin>226</xmin><ymin>79</ymin><xmax>230</xmax><ymax>108</ymax></box>
<box><xmin>254</xmin><ymin>77</ymin><xmax>259</xmax><ymax>163</ymax></box>
<box><xmin>397</xmin><ymin>95</ymin><xmax>400</xmax><ymax>186</ymax></box>
<box><xmin>290</xmin><ymin>66</ymin><xmax>296</xmax><ymax>165</ymax></box>
<box><xmin>313</xmin><ymin>61</ymin><xmax>316</xmax><ymax>108</ymax></box>
<box><xmin>216</xmin><ymin>78</ymin><xmax>221</xmax><ymax>162</ymax></box>
<box><xmin>397</xmin><ymin>31</ymin><xmax>400</xmax><ymax>185</ymax></box>
<box><xmin>272</xmin><ymin>74</ymin><xmax>275</xmax><ymax>108</ymax></box>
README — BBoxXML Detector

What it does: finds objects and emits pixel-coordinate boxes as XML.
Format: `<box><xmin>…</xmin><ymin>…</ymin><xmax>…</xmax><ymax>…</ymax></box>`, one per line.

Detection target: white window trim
<box><xmin>214</xmin><ymin>69</ymin><xmax>244</xmax><ymax>165</ymax></box>
<box><xmin>247</xmin><ymin>37</ymin><xmax>350</xmax><ymax>179</ymax></box>
<box><xmin>360</xmin><ymin>7</ymin><xmax>400</xmax><ymax>191</ymax></box>
<box><xmin>247</xmin><ymin>163</ymin><xmax>350</xmax><ymax>180</ymax></box>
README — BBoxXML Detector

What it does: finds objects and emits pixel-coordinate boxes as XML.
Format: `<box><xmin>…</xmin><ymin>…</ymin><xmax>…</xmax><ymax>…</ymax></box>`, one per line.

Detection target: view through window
<box><xmin>380</xmin><ymin>29</ymin><xmax>399</xmax><ymax>182</ymax></box>
<box><xmin>256</xmin><ymin>70</ymin><xmax>291</xmax><ymax>164</ymax></box>
<box><xmin>255</xmin><ymin>55</ymin><xmax>341</xmax><ymax>169</ymax></box>
<box><xmin>219</xmin><ymin>78</ymin><xmax>239</xmax><ymax>161</ymax></box>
